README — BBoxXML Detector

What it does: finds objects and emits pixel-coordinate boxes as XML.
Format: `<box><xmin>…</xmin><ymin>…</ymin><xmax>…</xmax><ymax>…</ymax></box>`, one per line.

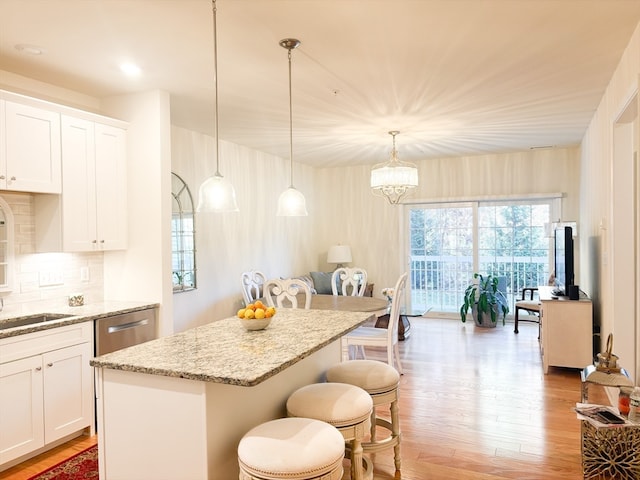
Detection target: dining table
<box><xmin>306</xmin><ymin>293</ymin><xmax>389</xmax><ymax>316</ymax></box>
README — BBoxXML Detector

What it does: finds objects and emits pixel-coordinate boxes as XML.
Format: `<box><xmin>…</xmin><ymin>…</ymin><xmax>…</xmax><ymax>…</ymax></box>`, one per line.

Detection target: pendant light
<box><xmin>196</xmin><ymin>0</ymin><xmax>239</xmax><ymax>213</ymax></box>
<box><xmin>276</xmin><ymin>38</ymin><xmax>308</xmax><ymax>217</ymax></box>
<box><xmin>370</xmin><ymin>131</ymin><xmax>418</xmax><ymax>204</ymax></box>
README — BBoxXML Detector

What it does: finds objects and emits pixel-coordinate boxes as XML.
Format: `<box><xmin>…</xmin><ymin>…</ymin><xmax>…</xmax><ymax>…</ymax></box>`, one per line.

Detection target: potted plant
<box><xmin>460</xmin><ymin>273</ymin><xmax>509</xmax><ymax>327</ymax></box>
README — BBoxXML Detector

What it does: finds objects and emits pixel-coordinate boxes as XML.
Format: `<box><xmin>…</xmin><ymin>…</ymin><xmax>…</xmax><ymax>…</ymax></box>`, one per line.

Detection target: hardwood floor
<box><xmin>0</xmin><ymin>434</ymin><xmax>96</xmax><ymax>480</ymax></box>
<box><xmin>1</xmin><ymin>317</ymin><xmax>589</xmax><ymax>479</ymax></box>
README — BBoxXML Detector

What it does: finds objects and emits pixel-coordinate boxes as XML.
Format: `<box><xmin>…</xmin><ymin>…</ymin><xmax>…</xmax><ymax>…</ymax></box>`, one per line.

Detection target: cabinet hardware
<box><xmin>35</xmin><ymin>366</ymin><xmax>41</xmax><ymax>371</ymax></box>
<box><xmin>47</xmin><ymin>363</ymin><xmax>53</xmax><ymax>367</ymax></box>
<box><xmin>107</xmin><ymin>318</ymin><xmax>149</xmax><ymax>334</ymax></box>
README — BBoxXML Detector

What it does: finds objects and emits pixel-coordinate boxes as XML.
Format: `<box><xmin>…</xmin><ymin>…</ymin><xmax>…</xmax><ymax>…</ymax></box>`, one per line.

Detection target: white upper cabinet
<box><xmin>35</xmin><ymin>115</ymin><xmax>127</xmax><ymax>252</ymax></box>
<box><xmin>0</xmin><ymin>100</ymin><xmax>61</xmax><ymax>193</ymax></box>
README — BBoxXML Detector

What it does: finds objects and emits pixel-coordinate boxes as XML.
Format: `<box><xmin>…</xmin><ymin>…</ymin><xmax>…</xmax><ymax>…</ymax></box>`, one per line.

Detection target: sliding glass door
<box><xmin>408</xmin><ymin>199</ymin><xmax>554</xmax><ymax>314</ymax></box>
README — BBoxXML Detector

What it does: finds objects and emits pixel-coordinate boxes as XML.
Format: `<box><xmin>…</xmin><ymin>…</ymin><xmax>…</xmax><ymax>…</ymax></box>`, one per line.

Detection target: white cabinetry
<box><xmin>35</xmin><ymin>114</ymin><xmax>127</xmax><ymax>252</ymax></box>
<box><xmin>0</xmin><ymin>99</ymin><xmax>61</xmax><ymax>193</ymax></box>
<box><xmin>539</xmin><ymin>286</ymin><xmax>593</xmax><ymax>374</ymax></box>
<box><xmin>0</xmin><ymin>322</ymin><xmax>93</xmax><ymax>467</ymax></box>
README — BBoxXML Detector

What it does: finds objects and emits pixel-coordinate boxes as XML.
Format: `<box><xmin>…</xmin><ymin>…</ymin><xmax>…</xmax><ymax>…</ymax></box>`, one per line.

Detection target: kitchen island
<box><xmin>91</xmin><ymin>308</ymin><xmax>372</xmax><ymax>480</ymax></box>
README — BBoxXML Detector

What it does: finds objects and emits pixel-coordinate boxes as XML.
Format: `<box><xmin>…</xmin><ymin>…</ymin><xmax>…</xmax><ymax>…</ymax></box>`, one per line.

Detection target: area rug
<box><xmin>28</xmin><ymin>445</ymin><xmax>98</xmax><ymax>480</ymax></box>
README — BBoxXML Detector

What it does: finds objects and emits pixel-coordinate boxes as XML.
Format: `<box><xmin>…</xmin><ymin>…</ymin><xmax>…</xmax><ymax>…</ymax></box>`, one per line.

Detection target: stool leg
<box><xmin>370</xmin><ymin>409</ymin><xmax>376</xmax><ymax>442</ymax></box>
<box><xmin>351</xmin><ymin>437</ymin><xmax>364</xmax><ymax>480</ymax></box>
<box><xmin>390</xmin><ymin>398</ymin><xmax>401</xmax><ymax>471</ymax></box>
<box><xmin>514</xmin><ymin>307</ymin><xmax>520</xmax><ymax>334</ymax></box>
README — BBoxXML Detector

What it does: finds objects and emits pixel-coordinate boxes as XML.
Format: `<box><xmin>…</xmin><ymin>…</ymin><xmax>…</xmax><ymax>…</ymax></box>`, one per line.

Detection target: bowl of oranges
<box><xmin>237</xmin><ymin>301</ymin><xmax>277</xmax><ymax>331</ymax></box>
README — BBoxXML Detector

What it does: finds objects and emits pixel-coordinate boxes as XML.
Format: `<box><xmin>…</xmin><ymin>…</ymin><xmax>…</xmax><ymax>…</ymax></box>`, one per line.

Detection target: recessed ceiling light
<box><xmin>15</xmin><ymin>44</ymin><xmax>46</xmax><ymax>55</ymax></box>
<box><xmin>120</xmin><ymin>62</ymin><xmax>141</xmax><ymax>77</ymax></box>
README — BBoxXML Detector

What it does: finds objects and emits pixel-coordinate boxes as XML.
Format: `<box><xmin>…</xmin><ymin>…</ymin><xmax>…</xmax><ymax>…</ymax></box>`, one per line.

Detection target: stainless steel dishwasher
<box><xmin>95</xmin><ymin>308</ymin><xmax>157</xmax><ymax>355</ymax></box>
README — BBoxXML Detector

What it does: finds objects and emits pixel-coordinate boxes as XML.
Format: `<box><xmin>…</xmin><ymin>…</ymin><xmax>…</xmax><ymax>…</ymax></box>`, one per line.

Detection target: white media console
<box><xmin>538</xmin><ymin>286</ymin><xmax>593</xmax><ymax>374</ymax></box>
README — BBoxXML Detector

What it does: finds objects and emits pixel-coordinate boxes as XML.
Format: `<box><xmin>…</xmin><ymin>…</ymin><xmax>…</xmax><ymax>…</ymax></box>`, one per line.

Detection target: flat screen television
<box><xmin>554</xmin><ymin>225</ymin><xmax>574</xmax><ymax>296</ymax></box>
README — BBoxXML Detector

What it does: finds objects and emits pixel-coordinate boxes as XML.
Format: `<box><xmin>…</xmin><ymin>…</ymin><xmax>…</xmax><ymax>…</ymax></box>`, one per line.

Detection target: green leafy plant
<box><xmin>460</xmin><ymin>273</ymin><xmax>509</xmax><ymax>326</ymax></box>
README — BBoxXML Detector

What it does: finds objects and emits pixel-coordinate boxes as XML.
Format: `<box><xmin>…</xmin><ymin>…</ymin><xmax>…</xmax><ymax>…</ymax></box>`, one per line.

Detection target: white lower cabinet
<box><xmin>0</xmin><ymin>322</ymin><xmax>93</xmax><ymax>467</ymax></box>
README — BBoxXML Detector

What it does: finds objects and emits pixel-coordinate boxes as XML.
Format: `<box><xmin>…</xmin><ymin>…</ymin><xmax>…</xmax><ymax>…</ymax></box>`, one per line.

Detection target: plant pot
<box><xmin>472</xmin><ymin>304</ymin><xmax>499</xmax><ymax>328</ymax></box>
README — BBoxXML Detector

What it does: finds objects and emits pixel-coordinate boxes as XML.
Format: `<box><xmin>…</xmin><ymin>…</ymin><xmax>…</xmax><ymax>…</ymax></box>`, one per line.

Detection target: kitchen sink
<box><xmin>0</xmin><ymin>313</ymin><xmax>75</xmax><ymax>330</ymax></box>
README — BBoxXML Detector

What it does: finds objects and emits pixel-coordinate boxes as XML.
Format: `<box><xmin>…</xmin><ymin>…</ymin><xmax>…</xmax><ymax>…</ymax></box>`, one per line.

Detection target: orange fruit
<box><xmin>254</xmin><ymin>308</ymin><xmax>266</xmax><ymax>319</ymax></box>
<box><xmin>244</xmin><ymin>309</ymin><xmax>255</xmax><ymax>319</ymax></box>
<box><xmin>254</xmin><ymin>300</ymin><xmax>265</xmax><ymax>309</ymax></box>
<box><xmin>237</xmin><ymin>308</ymin><xmax>246</xmax><ymax>318</ymax></box>
<box><xmin>265</xmin><ymin>307</ymin><xmax>276</xmax><ymax>317</ymax></box>
<box><xmin>246</xmin><ymin>303</ymin><xmax>256</xmax><ymax>311</ymax></box>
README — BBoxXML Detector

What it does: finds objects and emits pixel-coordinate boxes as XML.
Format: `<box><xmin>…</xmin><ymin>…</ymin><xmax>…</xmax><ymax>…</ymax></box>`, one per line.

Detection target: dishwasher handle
<box><xmin>107</xmin><ymin>318</ymin><xmax>149</xmax><ymax>334</ymax></box>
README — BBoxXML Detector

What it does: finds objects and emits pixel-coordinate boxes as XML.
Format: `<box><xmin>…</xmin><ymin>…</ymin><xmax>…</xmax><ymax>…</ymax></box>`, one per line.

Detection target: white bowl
<box><xmin>240</xmin><ymin>317</ymin><xmax>272</xmax><ymax>331</ymax></box>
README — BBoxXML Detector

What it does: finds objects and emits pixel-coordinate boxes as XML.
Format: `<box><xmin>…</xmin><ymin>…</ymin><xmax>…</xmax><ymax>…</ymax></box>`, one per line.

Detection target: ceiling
<box><xmin>1</xmin><ymin>0</ymin><xmax>640</xmax><ymax>168</ymax></box>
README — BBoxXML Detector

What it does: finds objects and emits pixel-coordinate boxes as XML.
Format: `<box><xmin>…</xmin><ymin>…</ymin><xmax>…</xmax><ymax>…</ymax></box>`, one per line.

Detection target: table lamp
<box><xmin>327</xmin><ymin>245</ymin><xmax>352</xmax><ymax>269</ymax></box>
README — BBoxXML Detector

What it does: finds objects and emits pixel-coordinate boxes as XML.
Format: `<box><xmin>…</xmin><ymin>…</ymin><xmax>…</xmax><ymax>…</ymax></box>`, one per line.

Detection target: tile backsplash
<box><xmin>1</xmin><ymin>192</ymin><xmax>104</xmax><ymax>313</ymax></box>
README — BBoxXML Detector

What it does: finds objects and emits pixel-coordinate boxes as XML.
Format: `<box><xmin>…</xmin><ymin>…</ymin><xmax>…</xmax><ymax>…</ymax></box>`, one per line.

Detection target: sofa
<box><xmin>295</xmin><ymin>272</ymin><xmax>374</xmax><ymax>297</ymax></box>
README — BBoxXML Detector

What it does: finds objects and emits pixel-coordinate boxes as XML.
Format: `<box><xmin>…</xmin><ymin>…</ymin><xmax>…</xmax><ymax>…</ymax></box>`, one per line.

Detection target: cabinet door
<box><xmin>0</xmin><ymin>356</ymin><xmax>45</xmax><ymax>464</ymax></box>
<box><xmin>3</xmin><ymin>101</ymin><xmax>61</xmax><ymax>193</ymax></box>
<box><xmin>544</xmin><ymin>300</ymin><xmax>593</xmax><ymax>369</ymax></box>
<box><xmin>95</xmin><ymin>123</ymin><xmax>127</xmax><ymax>250</ymax></box>
<box><xmin>42</xmin><ymin>343</ymin><xmax>93</xmax><ymax>443</ymax></box>
<box><xmin>60</xmin><ymin>115</ymin><xmax>98</xmax><ymax>251</ymax></box>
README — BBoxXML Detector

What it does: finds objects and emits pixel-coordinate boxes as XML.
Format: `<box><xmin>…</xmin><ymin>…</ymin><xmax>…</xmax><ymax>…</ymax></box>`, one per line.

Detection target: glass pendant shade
<box><xmin>196</xmin><ymin>172</ymin><xmax>239</xmax><ymax>212</ymax></box>
<box><xmin>276</xmin><ymin>186</ymin><xmax>308</xmax><ymax>216</ymax></box>
<box><xmin>370</xmin><ymin>131</ymin><xmax>418</xmax><ymax>204</ymax></box>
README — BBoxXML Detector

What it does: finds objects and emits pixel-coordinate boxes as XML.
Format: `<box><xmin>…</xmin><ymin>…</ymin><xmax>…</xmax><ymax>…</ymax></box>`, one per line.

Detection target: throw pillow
<box><xmin>310</xmin><ymin>271</ymin><xmax>333</xmax><ymax>295</ymax></box>
<box><xmin>292</xmin><ymin>275</ymin><xmax>317</xmax><ymax>294</ymax></box>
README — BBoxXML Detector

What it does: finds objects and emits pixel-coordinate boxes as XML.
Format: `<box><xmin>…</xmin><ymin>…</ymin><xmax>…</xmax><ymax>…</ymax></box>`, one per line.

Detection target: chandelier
<box><xmin>370</xmin><ymin>131</ymin><xmax>418</xmax><ymax>204</ymax></box>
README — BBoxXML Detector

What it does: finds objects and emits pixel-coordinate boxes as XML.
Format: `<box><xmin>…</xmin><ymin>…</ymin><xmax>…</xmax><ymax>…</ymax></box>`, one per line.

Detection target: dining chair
<box><xmin>264</xmin><ymin>278</ymin><xmax>312</xmax><ymax>309</ymax></box>
<box><xmin>341</xmin><ymin>272</ymin><xmax>408</xmax><ymax>373</ymax></box>
<box><xmin>331</xmin><ymin>267</ymin><xmax>368</xmax><ymax>296</ymax></box>
<box><xmin>514</xmin><ymin>287</ymin><xmax>541</xmax><ymax>338</ymax></box>
<box><xmin>241</xmin><ymin>270</ymin><xmax>267</xmax><ymax>306</ymax></box>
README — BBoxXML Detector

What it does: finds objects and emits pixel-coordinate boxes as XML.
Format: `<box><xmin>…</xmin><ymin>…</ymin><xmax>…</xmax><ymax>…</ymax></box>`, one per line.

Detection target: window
<box><xmin>172</xmin><ymin>173</ymin><xmax>196</xmax><ymax>292</ymax></box>
<box><xmin>408</xmin><ymin>199</ymin><xmax>555</xmax><ymax>314</ymax></box>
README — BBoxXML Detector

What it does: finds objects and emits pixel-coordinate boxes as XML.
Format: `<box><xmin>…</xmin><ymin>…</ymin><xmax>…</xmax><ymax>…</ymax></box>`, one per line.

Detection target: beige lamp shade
<box><xmin>327</xmin><ymin>245</ymin><xmax>352</xmax><ymax>265</ymax></box>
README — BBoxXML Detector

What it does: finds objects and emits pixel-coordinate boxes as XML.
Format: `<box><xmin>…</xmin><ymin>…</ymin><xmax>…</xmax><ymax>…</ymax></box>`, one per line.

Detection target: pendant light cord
<box><xmin>287</xmin><ymin>47</ymin><xmax>294</xmax><ymax>187</ymax></box>
<box><xmin>211</xmin><ymin>0</ymin><xmax>221</xmax><ymax>176</ymax></box>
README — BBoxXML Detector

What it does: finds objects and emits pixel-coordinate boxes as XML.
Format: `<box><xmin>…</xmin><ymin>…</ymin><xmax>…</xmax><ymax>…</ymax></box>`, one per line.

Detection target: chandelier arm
<box><xmin>211</xmin><ymin>0</ymin><xmax>221</xmax><ymax>176</ymax></box>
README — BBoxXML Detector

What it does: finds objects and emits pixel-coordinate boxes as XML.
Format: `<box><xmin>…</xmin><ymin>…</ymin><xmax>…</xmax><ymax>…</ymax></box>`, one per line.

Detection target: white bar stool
<box><xmin>326</xmin><ymin>359</ymin><xmax>402</xmax><ymax>472</ymax></box>
<box><xmin>238</xmin><ymin>417</ymin><xmax>345</xmax><ymax>480</ymax></box>
<box><xmin>286</xmin><ymin>382</ymin><xmax>373</xmax><ymax>480</ymax></box>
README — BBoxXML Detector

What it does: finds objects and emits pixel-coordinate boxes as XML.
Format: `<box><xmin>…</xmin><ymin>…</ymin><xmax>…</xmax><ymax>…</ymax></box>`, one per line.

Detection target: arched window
<box><xmin>171</xmin><ymin>173</ymin><xmax>196</xmax><ymax>292</ymax></box>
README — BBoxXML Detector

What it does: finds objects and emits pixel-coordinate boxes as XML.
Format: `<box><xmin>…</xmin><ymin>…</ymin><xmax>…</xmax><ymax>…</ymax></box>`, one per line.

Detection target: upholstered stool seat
<box><xmin>238</xmin><ymin>417</ymin><xmax>345</xmax><ymax>480</ymax></box>
<box><xmin>287</xmin><ymin>382</ymin><xmax>373</xmax><ymax>480</ymax></box>
<box><xmin>326</xmin><ymin>360</ymin><xmax>402</xmax><ymax>471</ymax></box>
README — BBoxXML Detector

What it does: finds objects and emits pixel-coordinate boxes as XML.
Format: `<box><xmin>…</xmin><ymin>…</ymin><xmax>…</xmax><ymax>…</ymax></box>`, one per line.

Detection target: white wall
<box><xmin>314</xmin><ymin>147</ymin><xmax>581</xmax><ymax>297</ymax></box>
<box><xmin>581</xmin><ymin>22</ymin><xmax>640</xmax><ymax>382</ymax></box>
<box><xmin>170</xmin><ymin>126</ymin><xmax>316</xmax><ymax>332</ymax></box>
<box><xmin>0</xmin><ymin>192</ymin><xmax>104</xmax><ymax>314</ymax></box>
<box><xmin>171</xmin><ymin>122</ymin><xmax>581</xmax><ymax>331</ymax></box>
<box><xmin>101</xmin><ymin>91</ymin><xmax>172</xmax><ymax>335</ymax></box>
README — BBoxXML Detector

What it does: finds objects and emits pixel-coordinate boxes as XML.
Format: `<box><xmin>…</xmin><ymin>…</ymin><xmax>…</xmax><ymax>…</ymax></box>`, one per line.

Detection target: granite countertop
<box><xmin>90</xmin><ymin>309</ymin><xmax>372</xmax><ymax>387</ymax></box>
<box><xmin>0</xmin><ymin>301</ymin><xmax>159</xmax><ymax>339</ymax></box>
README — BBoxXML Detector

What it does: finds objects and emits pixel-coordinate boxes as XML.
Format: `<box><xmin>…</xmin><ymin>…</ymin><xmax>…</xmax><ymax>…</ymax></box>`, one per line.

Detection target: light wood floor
<box><xmin>1</xmin><ymin>317</ymin><xmax>590</xmax><ymax>479</ymax></box>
